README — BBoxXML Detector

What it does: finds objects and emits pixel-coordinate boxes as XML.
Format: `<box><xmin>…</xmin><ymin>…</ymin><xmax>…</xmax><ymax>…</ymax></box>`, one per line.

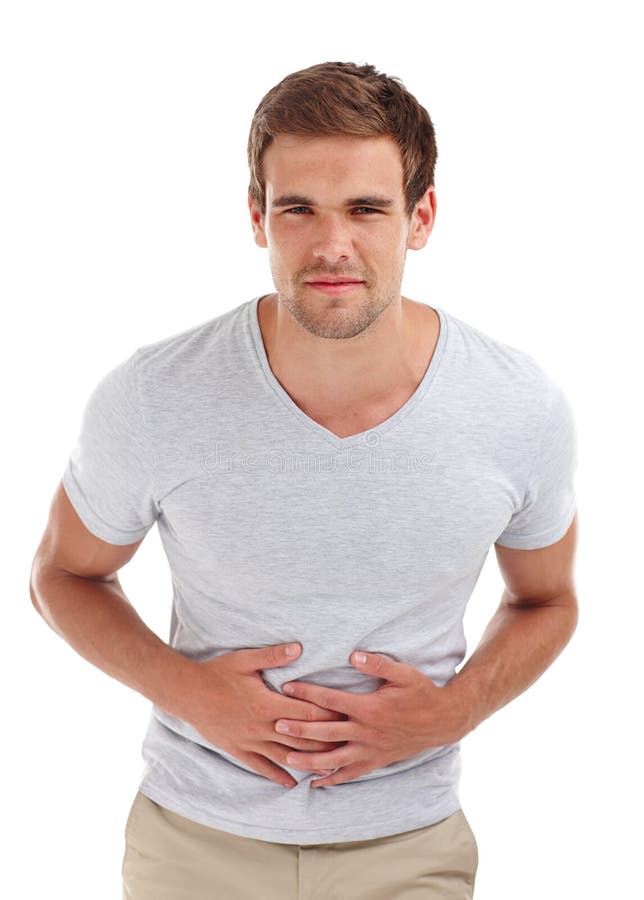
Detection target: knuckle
<box><xmin>246</xmin><ymin>718</ymin><xmax>263</xmax><ymax>739</ymax></box>
<box><xmin>249</xmin><ymin>698</ymin><xmax>269</xmax><ymax>720</ymax></box>
<box><xmin>305</xmin><ymin>698</ymin><xmax>329</xmax><ymax>718</ymax></box>
<box><xmin>359</xmin><ymin>698</ymin><xmax>376</xmax><ymax>720</ymax></box>
<box><xmin>318</xmin><ymin>691</ymin><xmax>332</xmax><ymax>709</ymax></box>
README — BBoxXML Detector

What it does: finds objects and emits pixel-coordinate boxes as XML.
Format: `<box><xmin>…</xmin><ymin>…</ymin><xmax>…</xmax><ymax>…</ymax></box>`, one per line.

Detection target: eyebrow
<box><xmin>271</xmin><ymin>194</ymin><xmax>395</xmax><ymax>209</ymax></box>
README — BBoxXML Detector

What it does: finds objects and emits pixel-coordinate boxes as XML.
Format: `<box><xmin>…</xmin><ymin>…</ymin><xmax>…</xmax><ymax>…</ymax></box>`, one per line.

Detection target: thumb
<box><xmin>236</xmin><ymin>641</ymin><xmax>302</xmax><ymax>671</ymax></box>
<box><xmin>350</xmin><ymin>650</ymin><xmax>408</xmax><ymax>683</ymax></box>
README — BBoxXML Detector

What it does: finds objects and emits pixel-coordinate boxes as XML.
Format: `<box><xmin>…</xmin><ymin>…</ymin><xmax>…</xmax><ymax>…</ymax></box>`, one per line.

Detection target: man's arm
<box><xmin>447</xmin><ymin>513</ymin><xmax>579</xmax><ymax>735</ymax></box>
<box><xmin>265</xmin><ymin>515</ymin><xmax>578</xmax><ymax>787</ymax></box>
<box><xmin>31</xmin><ymin>480</ymin><xmax>349</xmax><ymax>787</ymax></box>
<box><xmin>30</xmin><ymin>480</ymin><xmax>196</xmax><ymax>719</ymax></box>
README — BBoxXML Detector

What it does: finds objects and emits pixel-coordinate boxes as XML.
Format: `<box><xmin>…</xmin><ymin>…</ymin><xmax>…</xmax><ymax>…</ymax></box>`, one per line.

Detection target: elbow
<box><xmin>29</xmin><ymin>554</ymin><xmax>42</xmax><ymax>614</ymax></box>
<box><xmin>29</xmin><ymin>572</ymin><xmax>47</xmax><ymax>621</ymax></box>
<box><xmin>557</xmin><ymin>590</ymin><xmax>579</xmax><ymax>646</ymax></box>
<box><xmin>568</xmin><ymin>594</ymin><xmax>580</xmax><ymax>638</ymax></box>
<box><xmin>29</xmin><ymin>552</ymin><xmax>52</xmax><ymax>618</ymax></box>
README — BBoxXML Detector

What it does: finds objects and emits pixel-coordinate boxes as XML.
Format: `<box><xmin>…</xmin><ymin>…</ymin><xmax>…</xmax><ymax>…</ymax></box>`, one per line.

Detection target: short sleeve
<box><xmin>495</xmin><ymin>381</ymin><xmax>578</xmax><ymax>549</ymax></box>
<box><xmin>61</xmin><ymin>349</ymin><xmax>160</xmax><ymax>545</ymax></box>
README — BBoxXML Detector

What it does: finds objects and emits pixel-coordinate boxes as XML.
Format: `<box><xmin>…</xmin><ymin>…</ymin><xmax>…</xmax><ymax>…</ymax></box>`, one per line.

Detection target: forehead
<box><xmin>262</xmin><ymin>134</ymin><xmax>404</xmax><ymax>199</ymax></box>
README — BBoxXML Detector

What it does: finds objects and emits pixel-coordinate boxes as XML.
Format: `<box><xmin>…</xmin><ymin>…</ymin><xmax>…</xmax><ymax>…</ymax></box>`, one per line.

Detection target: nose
<box><xmin>310</xmin><ymin>214</ymin><xmax>354</xmax><ymax>264</ymax></box>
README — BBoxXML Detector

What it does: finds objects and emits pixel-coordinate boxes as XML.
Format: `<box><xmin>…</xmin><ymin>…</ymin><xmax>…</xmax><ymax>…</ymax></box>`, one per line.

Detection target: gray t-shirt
<box><xmin>62</xmin><ymin>294</ymin><xmax>577</xmax><ymax>843</ymax></box>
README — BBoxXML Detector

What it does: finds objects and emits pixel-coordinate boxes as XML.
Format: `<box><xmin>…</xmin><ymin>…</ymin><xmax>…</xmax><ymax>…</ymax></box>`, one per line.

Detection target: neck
<box><xmin>257</xmin><ymin>292</ymin><xmax>438</xmax><ymax>409</ymax></box>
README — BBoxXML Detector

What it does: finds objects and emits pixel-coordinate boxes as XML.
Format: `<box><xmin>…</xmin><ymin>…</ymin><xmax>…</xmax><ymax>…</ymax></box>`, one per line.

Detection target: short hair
<box><xmin>247</xmin><ymin>61</ymin><xmax>438</xmax><ymax>220</ymax></box>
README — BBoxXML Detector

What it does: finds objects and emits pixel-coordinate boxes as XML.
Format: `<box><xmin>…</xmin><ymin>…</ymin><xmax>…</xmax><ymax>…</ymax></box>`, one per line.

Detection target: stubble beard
<box><xmin>275</xmin><ymin>278</ymin><xmax>399</xmax><ymax>341</ymax></box>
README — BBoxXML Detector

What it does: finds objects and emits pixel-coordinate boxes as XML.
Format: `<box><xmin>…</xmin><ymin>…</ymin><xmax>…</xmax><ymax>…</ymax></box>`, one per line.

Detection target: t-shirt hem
<box><xmin>135</xmin><ymin>778</ymin><xmax>462</xmax><ymax>845</ymax></box>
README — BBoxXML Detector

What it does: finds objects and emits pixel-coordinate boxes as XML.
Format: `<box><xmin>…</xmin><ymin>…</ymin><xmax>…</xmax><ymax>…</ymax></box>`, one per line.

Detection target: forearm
<box><xmin>448</xmin><ymin>589</ymin><xmax>578</xmax><ymax>736</ymax></box>
<box><xmin>30</xmin><ymin>567</ymin><xmax>195</xmax><ymax>718</ymax></box>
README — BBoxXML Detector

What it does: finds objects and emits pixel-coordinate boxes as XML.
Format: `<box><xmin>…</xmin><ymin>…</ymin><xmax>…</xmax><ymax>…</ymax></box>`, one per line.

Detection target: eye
<box><xmin>284</xmin><ymin>206</ymin><xmax>380</xmax><ymax>215</ymax></box>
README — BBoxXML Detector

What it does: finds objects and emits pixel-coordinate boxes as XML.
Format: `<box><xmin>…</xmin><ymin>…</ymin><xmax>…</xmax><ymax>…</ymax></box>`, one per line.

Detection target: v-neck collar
<box><xmin>247</xmin><ymin>293</ymin><xmax>449</xmax><ymax>449</ymax></box>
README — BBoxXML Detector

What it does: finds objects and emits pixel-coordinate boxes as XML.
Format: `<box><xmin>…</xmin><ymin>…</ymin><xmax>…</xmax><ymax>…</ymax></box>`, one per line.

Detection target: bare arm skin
<box><xmin>448</xmin><ymin>513</ymin><xmax>579</xmax><ymax>734</ymax></box>
<box><xmin>232</xmin><ymin>515</ymin><xmax>579</xmax><ymax>789</ymax></box>
<box><xmin>29</xmin><ymin>481</ymin><xmax>346</xmax><ymax>787</ymax></box>
<box><xmin>29</xmin><ymin>480</ymin><xmax>196</xmax><ymax>717</ymax></box>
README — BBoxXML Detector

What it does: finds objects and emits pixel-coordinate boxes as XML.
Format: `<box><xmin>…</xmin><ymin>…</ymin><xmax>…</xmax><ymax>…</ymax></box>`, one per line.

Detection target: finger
<box><xmin>262</xmin><ymin>743</ymin><xmax>335</xmax><ymax>782</ymax></box>
<box><xmin>269</xmin><ymin>733</ymin><xmax>346</xmax><ymax>752</ymax></box>
<box><xmin>350</xmin><ymin>650</ymin><xmax>414</xmax><ymax>685</ymax></box>
<box><xmin>275</xmin><ymin>719</ymin><xmax>353</xmax><ymax>742</ymax></box>
<box><xmin>281</xmin><ymin>681</ymin><xmax>364</xmax><ymax>717</ymax></box>
<box><xmin>274</xmin><ymin>737</ymin><xmax>347</xmax><ymax>753</ymax></box>
<box><xmin>283</xmin><ymin>697</ymin><xmax>347</xmax><ymax>722</ymax></box>
<box><xmin>238</xmin><ymin>750</ymin><xmax>297</xmax><ymax>788</ymax></box>
<box><xmin>310</xmin><ymin>761</ymin><xmax>373</xmax><ymax>788</ymax></box>
<box><xmin>285</xmin><ymin>747</ymin><xmax>350</xmax><ymax>771</ymax></box>
<box><xmin>234</xmin><ymin>642</ymin><xmax>302</xmax><ymax>671</ymax></box>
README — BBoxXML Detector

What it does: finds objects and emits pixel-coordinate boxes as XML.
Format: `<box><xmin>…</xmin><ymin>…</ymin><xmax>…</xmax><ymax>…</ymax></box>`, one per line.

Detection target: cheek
<box><xmin>266</xmin><ymin>246</ymin><xmax>299</xmax><ymax>285</ymax></box>
<box><xmin>369</xmin><ymin>237</ymin><xmax>406</xmax><ymax>275</ymax></box>
<box><xmin>268</xmin><ymin>232</ymin><xmax>313</xmax><ymax>270</ymax></box>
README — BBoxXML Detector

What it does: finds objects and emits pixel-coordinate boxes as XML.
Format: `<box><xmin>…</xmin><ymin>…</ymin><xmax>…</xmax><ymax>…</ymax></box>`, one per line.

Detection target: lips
<box><xmin>305</xmin><ymin>280</ymin><xmax>365</xmax><ymax>295</ymax></box>
<box><xmin>306</xmin><ymin>278</ymin><xmax>364</xmax><ymax>284</ymax></box>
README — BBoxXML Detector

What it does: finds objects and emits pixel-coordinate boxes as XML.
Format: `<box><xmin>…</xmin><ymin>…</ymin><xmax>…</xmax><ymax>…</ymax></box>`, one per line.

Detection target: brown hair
<box><xmin>247</xmin><ymin>61</ymin><xmax>437</xmax><ymax>220</ymax></box>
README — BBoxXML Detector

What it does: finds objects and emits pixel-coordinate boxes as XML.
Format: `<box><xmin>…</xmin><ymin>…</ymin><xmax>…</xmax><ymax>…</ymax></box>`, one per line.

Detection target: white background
<box><xmin>3</xmin><ymin>1</ymin><xmax>642</xmax><ymax>897</ymax></box>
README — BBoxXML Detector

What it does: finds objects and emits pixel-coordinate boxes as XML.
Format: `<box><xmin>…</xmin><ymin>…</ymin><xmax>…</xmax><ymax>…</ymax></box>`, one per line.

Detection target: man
<box><xmin>30</xmin><ymin>61</ymin><xmax>578</xmax><ymax>899</ymax></box>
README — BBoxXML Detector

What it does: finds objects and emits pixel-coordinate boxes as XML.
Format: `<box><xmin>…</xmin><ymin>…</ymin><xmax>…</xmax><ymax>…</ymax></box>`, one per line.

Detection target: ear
<box><xmin>407</xmin><ymin>187</ymin><xmax>436</xmax><ymax>251</ymax></box>
<box><xmin>248</xmin><ymin>191</ymin><xmax>268</xmax><ymax>249</ymax></box>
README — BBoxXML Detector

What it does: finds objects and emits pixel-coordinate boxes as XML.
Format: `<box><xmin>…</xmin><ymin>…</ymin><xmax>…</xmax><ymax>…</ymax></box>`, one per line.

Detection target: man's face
<box><xmin>249</xmin><ymin>134</ymin><xmax>434</xmax><ymax>340</ymax></box>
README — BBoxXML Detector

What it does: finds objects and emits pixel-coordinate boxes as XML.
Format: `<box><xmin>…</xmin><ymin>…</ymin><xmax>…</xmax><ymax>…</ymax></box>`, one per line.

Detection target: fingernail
<box><xmin>286</xmin><ymin>643</ymin><xmax>300</xmax><ymax>657</ymax></box>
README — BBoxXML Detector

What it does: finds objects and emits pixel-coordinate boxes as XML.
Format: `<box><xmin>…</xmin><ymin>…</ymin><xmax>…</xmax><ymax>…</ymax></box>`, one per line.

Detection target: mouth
<box><xmin>306</xmin><ymin>277</ymin><xmax>364</xmax><ymax>283</ymax></box>
<box><xmin>305</xmin><ymin>279</ymin><xmax>365</xmax><ymax>295</ymax></box>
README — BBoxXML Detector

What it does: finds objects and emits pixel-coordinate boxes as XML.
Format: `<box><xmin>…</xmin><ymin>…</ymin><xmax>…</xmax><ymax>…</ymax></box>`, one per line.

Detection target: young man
<box><xmin>30</xmin><ymin>61</ymin><xmax>578</xmax><ymax>899</ymax></box>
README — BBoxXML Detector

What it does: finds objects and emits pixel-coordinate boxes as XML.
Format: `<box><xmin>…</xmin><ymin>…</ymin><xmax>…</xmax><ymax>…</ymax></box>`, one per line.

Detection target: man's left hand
<box><xmin>277</xmin><ymin>651</ymin><xmax>473</xmax><ymax>788</ymax></box>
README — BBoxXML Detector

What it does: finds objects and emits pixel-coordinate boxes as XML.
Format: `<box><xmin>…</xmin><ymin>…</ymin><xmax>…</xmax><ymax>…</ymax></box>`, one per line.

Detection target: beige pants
<box><xmin>122</xmin><ymin>790</ymin><xmax>479</xmax><ymax>899</ymax></box>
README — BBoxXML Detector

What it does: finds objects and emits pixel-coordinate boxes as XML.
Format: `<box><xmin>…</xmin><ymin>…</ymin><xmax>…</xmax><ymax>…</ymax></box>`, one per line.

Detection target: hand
<box><xmin>180</xmin><ymin>641</ymin><xmax>347</xmax><ymax>789</ymax></box>
<box><xmin>277</xmin><ymin>651</ymin><xmax>472</xmax><ymax>788</ymax></box>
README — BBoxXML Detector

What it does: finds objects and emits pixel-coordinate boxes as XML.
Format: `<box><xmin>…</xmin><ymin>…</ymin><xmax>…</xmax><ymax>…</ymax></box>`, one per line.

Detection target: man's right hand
<box><xmin>30</xmin><ymin>487</ymin><xmax>343</xmax><ymax>790</ymax></box>
<box><xmin>180</xmin><ymin>642</ymin><xmax>347</xmax><ymax>788</ymax></box>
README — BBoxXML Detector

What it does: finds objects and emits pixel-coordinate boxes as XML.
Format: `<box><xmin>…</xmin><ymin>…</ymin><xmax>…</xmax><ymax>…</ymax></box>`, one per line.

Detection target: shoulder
<box><xmin>125</xmin><ymin>298</ymin><xmax>255</xmax><ymax>400</ymax></box>
<box><xmin>136</xmin><ymin>299</ymin><xmax>249</xmax><ymax>367</ymax></box>
<box><xmin>439</xmin><ymin>307</ymin><xmax>565</xmax><ymax>419</ymax></box>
